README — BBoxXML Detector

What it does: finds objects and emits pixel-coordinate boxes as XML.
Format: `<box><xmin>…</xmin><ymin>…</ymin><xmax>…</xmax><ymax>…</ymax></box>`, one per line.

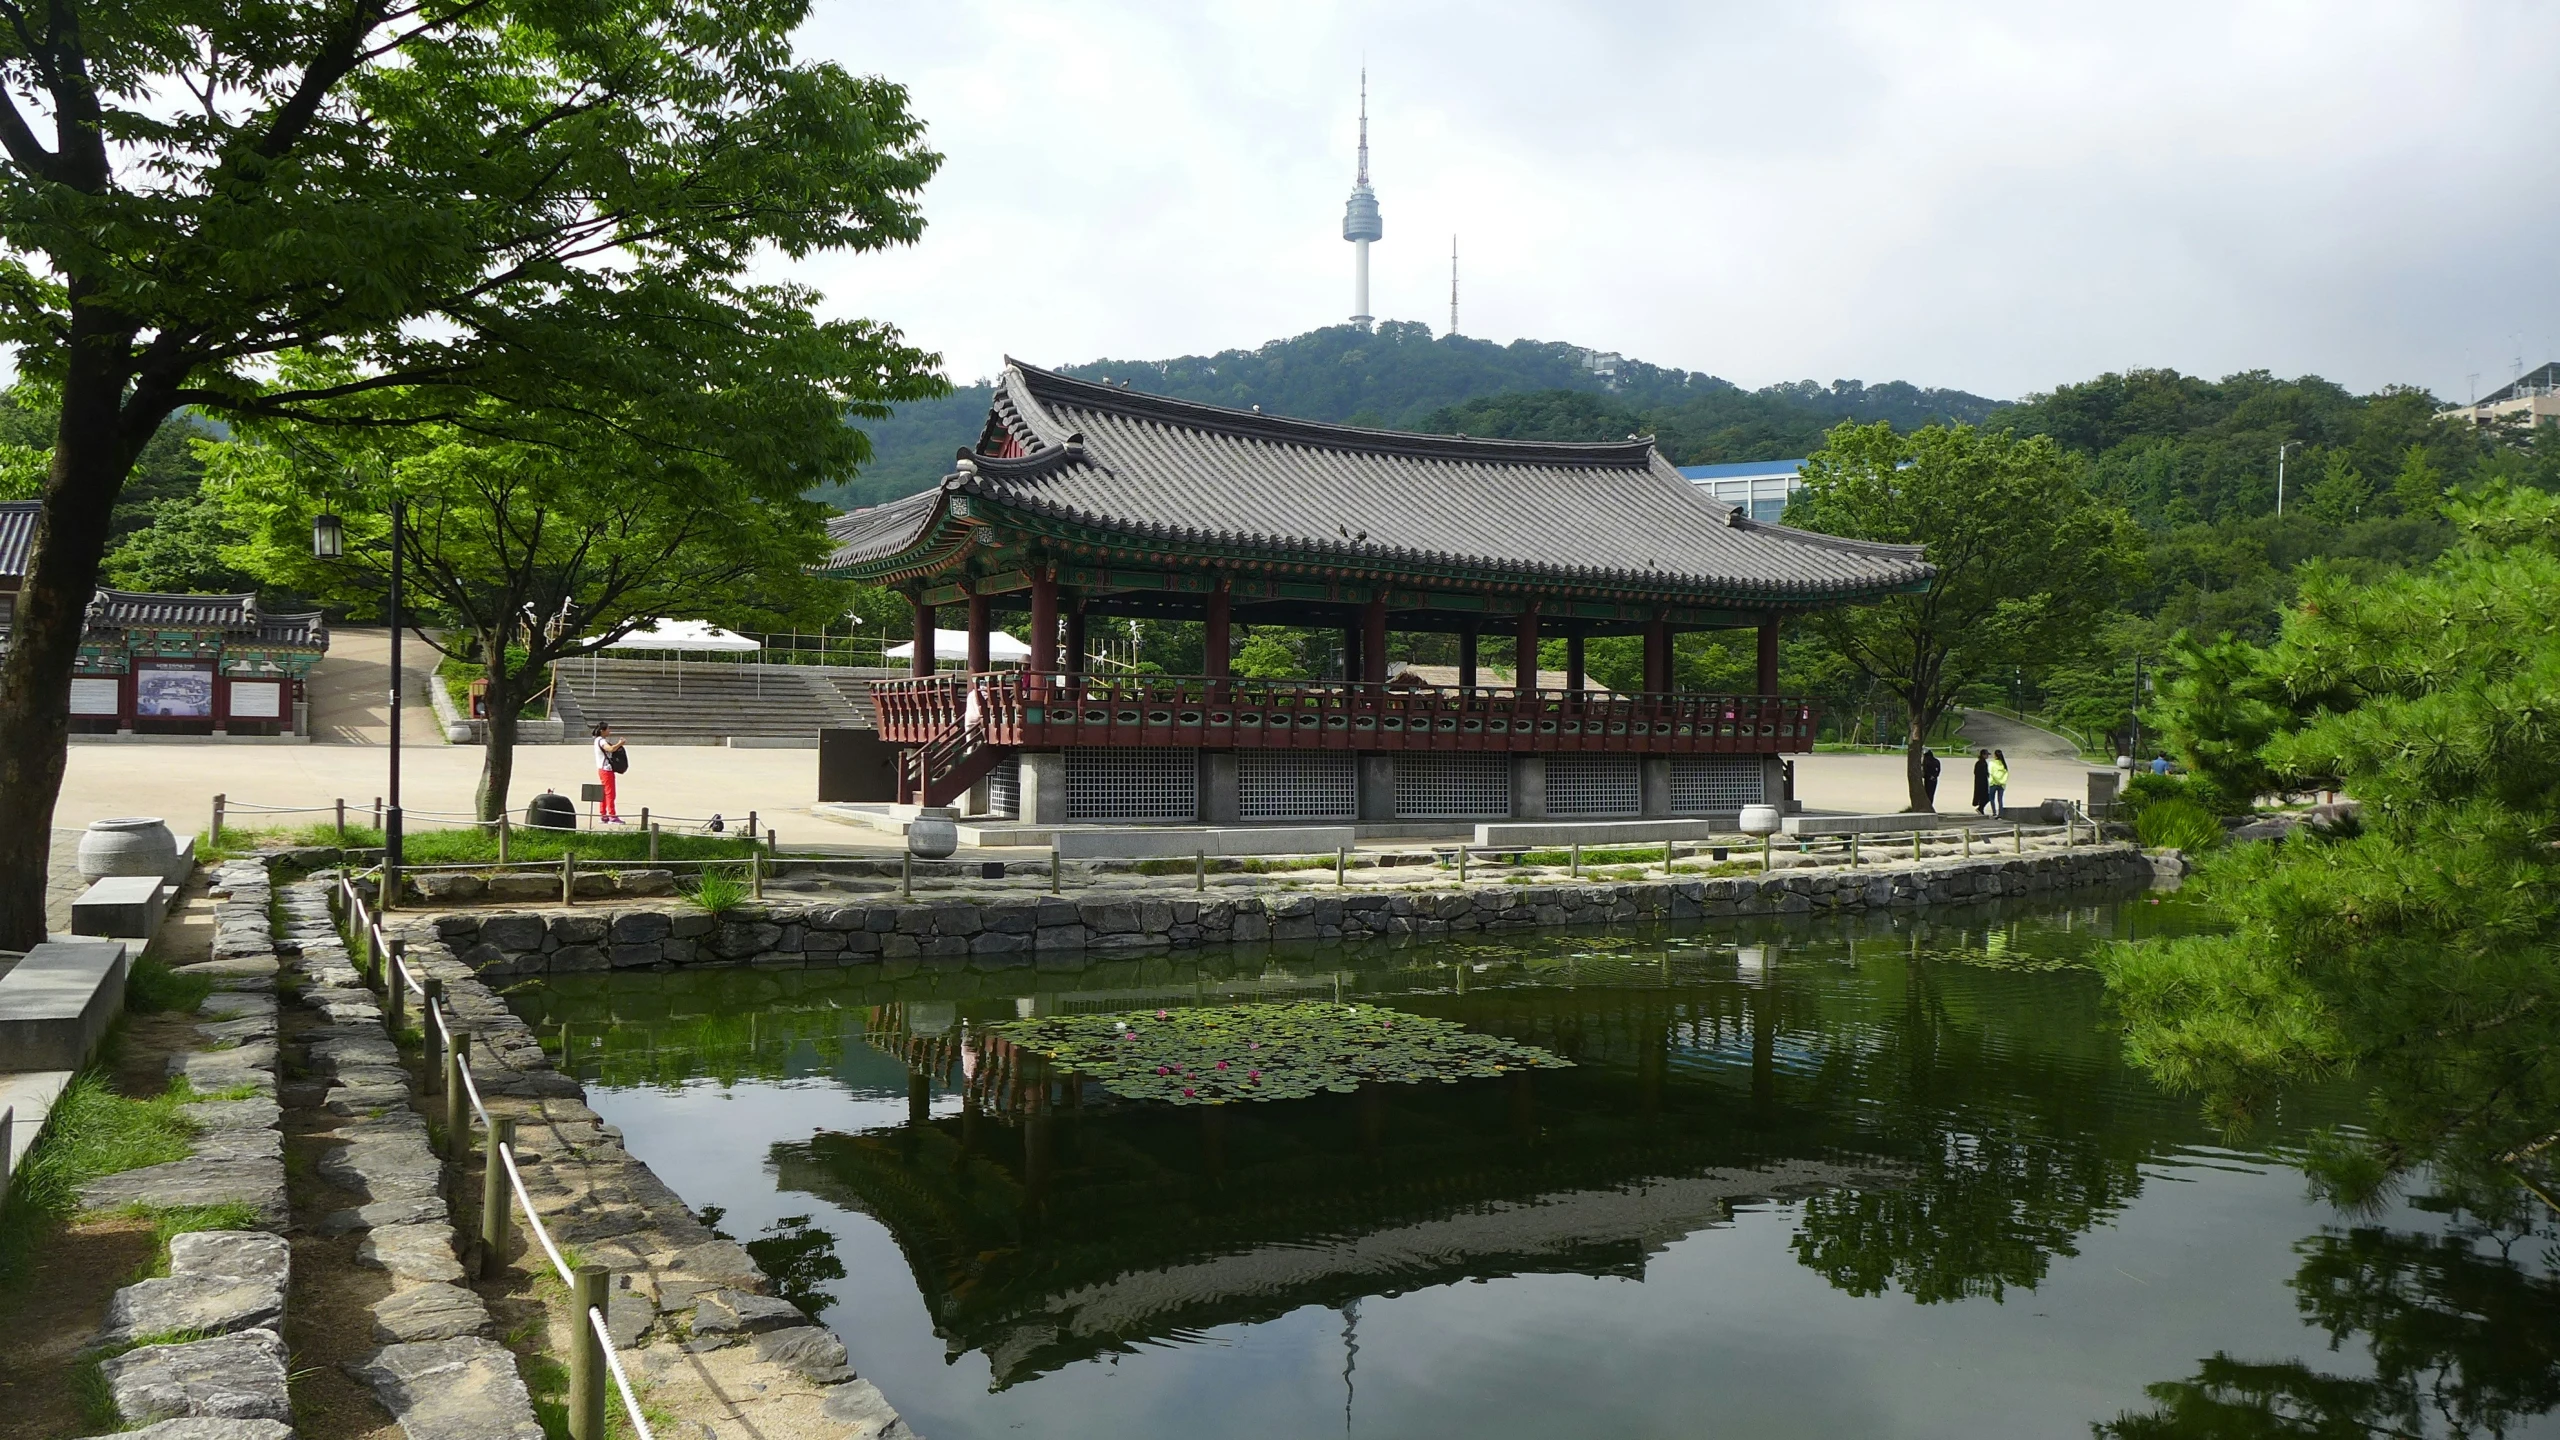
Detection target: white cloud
<box><xmin>789</xmin><ymin>0</ymin><xmax>2560</xmax><ymax>401</ymax></box>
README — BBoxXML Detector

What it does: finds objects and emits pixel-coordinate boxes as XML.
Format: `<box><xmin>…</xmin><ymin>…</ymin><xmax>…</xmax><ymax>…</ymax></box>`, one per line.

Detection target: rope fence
<box><xmin>337</xmin><ymin>871</ymin><xmax>657</xmax><ymax>1440</ymax></box>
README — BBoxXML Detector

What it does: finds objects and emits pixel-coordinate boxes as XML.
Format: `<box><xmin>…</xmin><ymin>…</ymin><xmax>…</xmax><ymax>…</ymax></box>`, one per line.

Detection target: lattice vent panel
<box><xmin>1394</xmin><ymin>754</ymin><xmax>1512</xmax><ymax>819</ymax></box>
<box><xmin>1239</xmin><ymin>751</ymin><xmax>1357</xmax><ymax>821</ymax></box>
<box><xmin>1066</xmin><ymin>747</ymin><xmax>1197</xmax><ymax>822</ymax></box>
<box><xmin>1545</xmin><ymin>755</ymin><xmax>1641</xmax><ymax>816</ymax></box>
<box><xmin>983</xmin><ymin>754</ymin><xmax>1021</xmax><ymax>819</ymax></box>
<box><xmin>1669</xmin><ymin>756</ymin><xmax>1764</xmax><ymax>813</ymax></box>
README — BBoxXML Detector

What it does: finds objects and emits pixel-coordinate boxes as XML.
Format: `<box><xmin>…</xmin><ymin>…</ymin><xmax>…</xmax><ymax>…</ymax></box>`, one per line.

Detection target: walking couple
<box><xmin>1970</xmin><ymin>748</ymin><xmax>2008</xmax><ymax>818</ymax></box>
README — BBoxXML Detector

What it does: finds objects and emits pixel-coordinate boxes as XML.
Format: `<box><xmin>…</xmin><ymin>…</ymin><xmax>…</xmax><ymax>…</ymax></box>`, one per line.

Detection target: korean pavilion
<box><xmin>1</xmin><ymin>500</ymin><xmax>330</xmax><ymax>737</ymax></box>
<box><xmin>823</xmin><ymin>364</ymin><xmax>1929</xmax><ymax>827</ymax></box>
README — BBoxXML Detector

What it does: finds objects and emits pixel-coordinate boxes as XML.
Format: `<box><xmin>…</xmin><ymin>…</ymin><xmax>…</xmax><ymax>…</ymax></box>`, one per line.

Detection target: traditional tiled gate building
<box><xmin>823</xmin><ymin>364</ymin><xmax>1930</xmax><ymax>826</ymax></box>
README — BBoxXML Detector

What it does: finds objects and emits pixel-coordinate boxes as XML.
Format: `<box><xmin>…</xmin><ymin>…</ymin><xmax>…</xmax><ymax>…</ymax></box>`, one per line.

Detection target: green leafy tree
<box><xmin>2390</xmin><ymin>443</ymin><xmax>2447</xmax><ymax>517</ymax></box>
<box><xmin>0</xmin><ymin>0</ymin><xmax>942</xmax><ymax>946</ymax></box>
<box><xmin>2102</xmin><ymin>485</ymin><xmax>2560</xmax><ymax>1213</ymax></box>
<box><xmin>1230</xmin><ymin>630</ymin><xmax>1312</xmax><ymax>680</ymax></box>
<box><xmin>2302</xmin><ymin>450</ymin><xmax>2376</xmax><ymax>525</ymax></box>
<box><xmin>1789</xmin><ymin>422</ymin><xmax>2144</xmax><ymax>810</ymax></box>
<box><xmin>218</xmin><ymin>397</ymin><xmax>850</xmax><ymax>820</ymax></box>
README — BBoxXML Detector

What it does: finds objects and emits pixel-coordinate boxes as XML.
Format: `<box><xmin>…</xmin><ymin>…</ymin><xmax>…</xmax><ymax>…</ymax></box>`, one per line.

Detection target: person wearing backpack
<box><xmin>593</xmin><ymin>722</ymin><xmax>628</xmax><ymax>823</ymax></box>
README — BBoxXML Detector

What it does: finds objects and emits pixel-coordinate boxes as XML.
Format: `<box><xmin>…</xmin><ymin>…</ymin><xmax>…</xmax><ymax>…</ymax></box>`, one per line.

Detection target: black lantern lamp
<box><xmin>311</xmin><ymin>511</ymin><xmax>345</xmax><ymax>560</ymax></box>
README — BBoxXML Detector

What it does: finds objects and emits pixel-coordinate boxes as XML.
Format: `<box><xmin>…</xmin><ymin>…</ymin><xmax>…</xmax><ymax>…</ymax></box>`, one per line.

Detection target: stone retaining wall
<box><xmin>423</xmin><ymin>845</ymin><xmax>2155</xmax><ymax>977</ymax></box>
<box><xmin>376</xmin><ymin>907</ymin><xmax>914</xmax><ymax>1438</ymax></box>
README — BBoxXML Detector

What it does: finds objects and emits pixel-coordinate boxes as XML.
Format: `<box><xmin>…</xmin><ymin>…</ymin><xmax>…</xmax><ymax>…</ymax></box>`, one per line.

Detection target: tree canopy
<box><xmin>1786</xmin><ymin>421</ymin><xmax>2143</xmax><ymax>808</ymax></box>
<box><xmin>0</xmin><ymin>0</ymin><xmax>944</xmax><ymax>946</ymax></box>
<box><xmin>2102</xmin><ymin>485</ymin><xmax>2560</xmax><ymax>1217</ymax></box>
<box><xmin>215</xmin><ymin>384</ymin><xmax>850</xmax><ymax>819</ymax></box>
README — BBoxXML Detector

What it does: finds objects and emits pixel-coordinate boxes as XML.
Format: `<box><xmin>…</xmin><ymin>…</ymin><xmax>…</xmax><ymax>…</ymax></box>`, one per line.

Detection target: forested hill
<box><xmin>817</xmin><ymin>321</ymin><xmax>2004</xmax><ymax>509</ymax></box>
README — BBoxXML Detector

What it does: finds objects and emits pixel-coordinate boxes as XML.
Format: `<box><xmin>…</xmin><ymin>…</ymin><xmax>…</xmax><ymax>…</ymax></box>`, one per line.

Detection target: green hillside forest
<box><xmin>814</xmin><ymin>321</ymin><xmax>2003</xmax><ymax>510</ymax></box>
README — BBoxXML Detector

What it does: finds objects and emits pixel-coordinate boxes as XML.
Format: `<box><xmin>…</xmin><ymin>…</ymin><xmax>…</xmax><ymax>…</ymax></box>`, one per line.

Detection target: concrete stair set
<box><xmin>551</xmin><ymin>658</ymin><xmax>888</xmax><ymax>746</ymax></box>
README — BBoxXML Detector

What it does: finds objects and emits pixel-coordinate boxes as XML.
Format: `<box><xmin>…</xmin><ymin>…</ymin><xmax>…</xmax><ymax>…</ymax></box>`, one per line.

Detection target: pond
<box><xmin>509</xmin><ymin>891</ymin><xmax>2560</xmax><ymax>1440</ymax></box>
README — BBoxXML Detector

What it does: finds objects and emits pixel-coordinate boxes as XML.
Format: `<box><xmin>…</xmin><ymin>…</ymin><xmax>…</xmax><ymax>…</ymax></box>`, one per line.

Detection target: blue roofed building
<box><xmin>1676</xmin><ymin>460</ymin><xmax>1807</xmax><ymax>524</ymax></box>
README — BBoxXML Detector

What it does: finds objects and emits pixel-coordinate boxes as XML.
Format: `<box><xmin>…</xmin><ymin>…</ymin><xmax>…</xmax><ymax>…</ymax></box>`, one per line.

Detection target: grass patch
<box><xmin>685</xmin><ymin>867</ymin><xmax>751</xmax><ymax>916</ymax></box>
<box><xmin>135</xmin><ymin>1204</ymin><xmax>261</xmax><ymax>1277</ymax></box>
<box><xmin>127</xmin><ymin>954</ymin><xmax>212</xmax><ymax>1015</ymax></box>
<box><xmin>1130</xmin><ymin>855</ymin><xmax>1346</xmax><ymax>876</ymax></box>
<box><xmin>212</xmin><ymin>822</ymin><xmax>765</xmax><ymax>865</ymax></box>
<box><xmin>0</xmin><ymin>1073</ymin><xmax>201</xmax><ymax>1287</ymax></box>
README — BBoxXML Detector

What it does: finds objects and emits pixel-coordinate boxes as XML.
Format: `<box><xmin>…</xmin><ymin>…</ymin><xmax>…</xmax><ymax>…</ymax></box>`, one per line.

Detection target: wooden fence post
<box><xmin>569</xmin><ymin>1264</ymin><xmax>610</xmax><ymax>1440</ymax></box>
<box><xmin>479</xmin><ymin>1117</ymin><xmax>513</xmax><ymax>1279</ymax></box>
<box><xmin>385</xmin><ymin>940</ymin><xmax>407</xmax><ymax>1037</ymax></box>
<box><xmin>561</xmin><ymin>851</ymin><xmax>575</xmax><ymax>906</ymax></box>
<box><xmin>211</xmin><ymin>794</ymin><xmax>226</xmax><ymax>847</ymax></box>
<box><xmin>419</xmin><ymin>975</ymin><xmax>444</xmax><ymax>1084</ymax></box>
<box><xmin>444</xmin><ymin>1032</ymin><xmax>470</xmax><ymax>1158</ymax></box>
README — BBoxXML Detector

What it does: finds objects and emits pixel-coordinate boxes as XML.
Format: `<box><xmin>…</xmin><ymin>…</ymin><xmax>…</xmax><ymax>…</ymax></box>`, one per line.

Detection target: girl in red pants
<box><xmin>592</xmin><ymin>722</ymin><xmax>627</xmax><ymax>822</ymax></box>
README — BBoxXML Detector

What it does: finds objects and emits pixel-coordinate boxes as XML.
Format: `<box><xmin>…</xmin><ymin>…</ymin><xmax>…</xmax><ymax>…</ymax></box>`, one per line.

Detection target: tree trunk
<box><xmin>0</xmin><ymin>363</ymin><xmax>161</xmax><ymax>947</ymax></box>
<box><xmin>476</xmin><ymin>641</ymin><xmax>519</xmax><ymax>823</ymax></box>
<box><xmin>1905</xmin><ymin>691</ymin><xmax>1935</xmax><ymax>813</ymax></box>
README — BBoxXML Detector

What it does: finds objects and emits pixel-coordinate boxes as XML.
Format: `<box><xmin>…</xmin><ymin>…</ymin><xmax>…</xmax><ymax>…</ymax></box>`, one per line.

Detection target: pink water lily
<box><xmin>1215</xmin><ymin>1060</ymin><xmax>1229</xmax><ymax>1070</ymax></box>
<box><xmin>1156</xmin><ymin>1066</ymin><xmax>1170</xmax><ymax>1075</ymax></box>
<box><xmin>1182</xmin><ymin>1087</ymin><xmax>1196</xmax><ymax>1098</ymax></box>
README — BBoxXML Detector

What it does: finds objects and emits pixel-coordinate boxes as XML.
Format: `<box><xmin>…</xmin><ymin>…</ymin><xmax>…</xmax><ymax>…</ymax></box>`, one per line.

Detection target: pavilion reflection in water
<box><xmin>715</xmin><ymin>906</ymin><xmax>2180</xmax><ymax>1388</ymax></box>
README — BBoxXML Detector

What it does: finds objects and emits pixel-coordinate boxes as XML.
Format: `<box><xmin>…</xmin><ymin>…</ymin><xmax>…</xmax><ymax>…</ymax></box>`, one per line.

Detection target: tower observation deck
<box><xmin>1343</xmin><ymin>71</ymin><xmax>1381</xmax><ymax>331</ymax></box>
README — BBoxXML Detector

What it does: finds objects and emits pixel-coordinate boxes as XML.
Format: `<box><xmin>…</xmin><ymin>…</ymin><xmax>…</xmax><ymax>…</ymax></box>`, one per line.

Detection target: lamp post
<box><xmin>2276</xmin><ymin>439</ymin><xmax>2301</xmax><ymax>518</ymax></box>
<box><xmin>314</xmin><ymin>499</ymin><xmax>405</xmax><ymax>902</ymax></box>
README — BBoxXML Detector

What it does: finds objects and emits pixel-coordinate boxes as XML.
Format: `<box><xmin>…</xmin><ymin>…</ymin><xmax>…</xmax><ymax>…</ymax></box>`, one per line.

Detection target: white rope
<box><xmin>590</xmin><ymin>1304</ymin><xmax>659</xmax><ymax>1440</ymax></box>
<box><xmin>498</xmin><ymin>1142</ymin><xmax>574</xmax><ymax>1286</ymax></box>
<box><xmin>452</xmin><ymin>1023</ymin><xmax>490</xmax><ymax>1127</ymax></box>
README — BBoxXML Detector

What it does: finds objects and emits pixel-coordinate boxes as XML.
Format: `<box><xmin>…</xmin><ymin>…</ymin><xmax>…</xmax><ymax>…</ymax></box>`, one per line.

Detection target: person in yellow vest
<box><xmin>1986</xmin><ymin>749</ymin><xmax>2010</xmax><ymax>819</ymax></box>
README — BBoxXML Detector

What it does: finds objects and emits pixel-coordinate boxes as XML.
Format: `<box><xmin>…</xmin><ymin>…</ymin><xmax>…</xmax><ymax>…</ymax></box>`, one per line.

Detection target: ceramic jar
<box><xmin>79</xmin><ymin>816</ymin><xmax>179</xmax><ymax>881</ymax></box>
<box><xmin>906</xmin><ymin>815</ymin><xmax>959</xmax><ymax>860</ymax></box>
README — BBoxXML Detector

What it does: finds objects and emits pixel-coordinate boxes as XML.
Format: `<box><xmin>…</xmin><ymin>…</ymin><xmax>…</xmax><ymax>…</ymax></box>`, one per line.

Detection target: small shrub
<box><xmin>2134</xmin><ymin>797</ymin><xmax>2223</xmax><ymax>852</ymax></box>
<box><xmin>686</xmin><ymin>867</ymin><xmax>750</xmax><ymax>916</ymax></box>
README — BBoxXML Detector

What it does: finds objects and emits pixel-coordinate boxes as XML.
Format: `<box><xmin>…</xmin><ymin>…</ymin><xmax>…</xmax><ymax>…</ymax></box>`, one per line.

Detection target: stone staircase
<box><xmin>552</xmin><ymin>658</ymin><xmax>892</xmax><ymax>746</ymax></box>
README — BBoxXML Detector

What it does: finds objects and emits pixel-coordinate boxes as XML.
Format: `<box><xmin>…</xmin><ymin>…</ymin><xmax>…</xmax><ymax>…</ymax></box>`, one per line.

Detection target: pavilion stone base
<box><xmin>997</xmin><ymin>748</ymin><xmax>1781</xmax><ymax>828</ymax></box>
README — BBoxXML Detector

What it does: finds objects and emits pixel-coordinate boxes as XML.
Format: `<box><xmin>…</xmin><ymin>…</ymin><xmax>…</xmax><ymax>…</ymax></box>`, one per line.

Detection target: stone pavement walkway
<box><xmin>273</xmin><ymin>873</ymin><xmax>543</xmax><ymax>1440</ymax></box>
<box><xmin>75</xmin><ymin>860</ymin><xmax>295</xmax><ymax>1436</ymax></box>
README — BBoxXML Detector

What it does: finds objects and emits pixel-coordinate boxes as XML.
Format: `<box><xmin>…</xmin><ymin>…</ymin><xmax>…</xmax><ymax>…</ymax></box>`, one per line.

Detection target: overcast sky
<box><xmin>789</xmin><ymin>2</ymin><xmax>2560</xmax><ymax>403</ymax></box>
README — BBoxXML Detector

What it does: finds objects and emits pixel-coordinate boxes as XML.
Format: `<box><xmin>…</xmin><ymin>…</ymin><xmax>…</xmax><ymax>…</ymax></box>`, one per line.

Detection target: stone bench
<box><xmin>0</xmin><ymin>939</ymin><xmax>131</xmax><ymax>1072</ymax></box>
<box><xmin>1783</xmin><ymin>813</ymin><xmax>1949</xmax><ymax>837</ymax></box>
<box><xmin>1471</xmin><ymin>818</ymin><xmax>1738</xmax><ymax>848</ymax></box>
<box><xmin>71</xmin><ymin>875</ymin><xmax>173</xmax><ymax>941</ymax></box>
<box><xmin>1051</xmin><ymin>825</ymin><xmax>1360</xmax><ymax>860</ymax></box>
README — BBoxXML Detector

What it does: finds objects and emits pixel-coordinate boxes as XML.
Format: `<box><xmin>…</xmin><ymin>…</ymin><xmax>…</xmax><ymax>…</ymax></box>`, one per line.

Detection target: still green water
<box><xmin>510</xmin><ymin>891</ymin><xmax>2560</xmax><ymax>1439</ymax></box>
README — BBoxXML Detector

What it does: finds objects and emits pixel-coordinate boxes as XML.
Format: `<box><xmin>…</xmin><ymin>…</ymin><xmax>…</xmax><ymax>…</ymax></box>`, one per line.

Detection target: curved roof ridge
<box><xmin>1000</xmin><ymin>358</ymin><xmax>1661</xmax><ymax>467</ymax></box>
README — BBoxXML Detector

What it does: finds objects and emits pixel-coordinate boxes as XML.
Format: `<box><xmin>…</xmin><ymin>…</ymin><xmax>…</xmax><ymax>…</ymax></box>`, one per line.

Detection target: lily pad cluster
<box><xmin>985</xmin><ymin>1002</ymin><xmax>1572</xmax><ymax>1106</ymax></box>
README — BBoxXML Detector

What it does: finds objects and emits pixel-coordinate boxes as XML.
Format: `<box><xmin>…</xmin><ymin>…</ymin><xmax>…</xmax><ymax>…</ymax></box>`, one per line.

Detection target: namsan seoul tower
<box><xmin>1342</xmin><ymin>70</ymin><xmax>1382</xmax><ymax>331</ymax></box>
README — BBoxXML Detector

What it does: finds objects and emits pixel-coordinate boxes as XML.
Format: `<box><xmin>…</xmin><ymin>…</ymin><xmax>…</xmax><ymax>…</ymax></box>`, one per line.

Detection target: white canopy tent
<box><xmin>589</xmin><ymin>619</ymin><xmax>763</xmax><ymax>699</ymax></box>
<box><xmin>604</xmin><ymin>619</ymin><xmax>762</xmax><ymax>653</ymax></box>
<box><xmin>886</xmin><ymin>628</ymin><xmax>1031</xmax><ymax>666</ymax></box>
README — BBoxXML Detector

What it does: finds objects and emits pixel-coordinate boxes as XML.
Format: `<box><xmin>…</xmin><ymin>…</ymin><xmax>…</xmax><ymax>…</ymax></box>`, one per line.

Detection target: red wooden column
<box><xmin>966</xmin><ymin>593</ymin><xmax>992</xmax><ymax>674</ymax></box>
<box><xmin>1565</xmin><ymin>632</ymin><xmax>1586</xmax><ymax>696</ymax></box>
<box><xmin>1028</xmin><ymin>569</ymin><xmax>1059</xmax><ymax>678</ymax></box>
<box><xmin>909</xmin><ymin>594</ymin><xmax>936</xmax><ymax>678</ymax></box>
<box><xmin>1063</xmin><ymin>600</ymin><xmax>1087</xmax><ymax>679</ymax></box>
<box><xmin>1204</xmin><ymin>581</ymin><xmax>1231</xmax><ymax>698</ymax></box>
<box><xmin>1361</xmin><ymin>595</ymin><xmax>1389</xmax><ymax>685</ymax></box>
<box><xmin>1643</xmin><ymin>616</ymin><xmax>1671</xmax><ymax>694</ymax></box>
<box><xmin>1513</xmin><ymin>606</ymin><xmax>1540</xmax><ymax>690</ymax></box>
<box><xmin>1458</xmin><ymin>626</ymin><xmax>1479</xmax><ymax>689</ymax></box>
<box><xmin>1756</xmin><ymin>617</ymin><xmax>1781</xmax><ymax>694</ymax></box>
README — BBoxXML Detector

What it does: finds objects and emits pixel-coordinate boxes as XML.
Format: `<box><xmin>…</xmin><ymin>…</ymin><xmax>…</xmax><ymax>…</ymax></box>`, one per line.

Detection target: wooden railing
<box><xmin>868</xmin><ymin>673</ymin><xmax>1816</xmax><ymax>755</ymax></box>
